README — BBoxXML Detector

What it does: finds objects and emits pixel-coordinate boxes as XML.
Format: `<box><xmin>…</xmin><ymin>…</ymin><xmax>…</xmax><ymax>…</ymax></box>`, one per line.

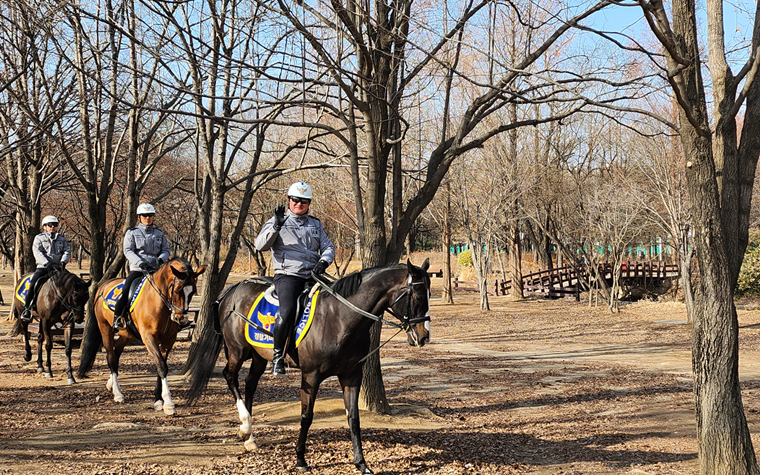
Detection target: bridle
<box><xmin>312</xmin><ymin>271</ymin><xmax>429</xmax><ymax>332</ymax></box>
<box><xmin>48</xmin><ymin>271</ymin><xmax>86</xmax><ymax>323</ymax></box>
<box><xmin>144</xmin><ymin>268</ymin><xmax>192</xmax><ymax>325</ymax></box>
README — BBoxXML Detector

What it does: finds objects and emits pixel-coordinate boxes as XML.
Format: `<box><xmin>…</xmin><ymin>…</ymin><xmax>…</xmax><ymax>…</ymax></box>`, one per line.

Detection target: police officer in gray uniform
<box><xmin>112</xmin><ymin>203</ymin><xmax>171</xmax><ymax>332</ymax></box>
<box><xmin>21</xmin><ymin>215</ymin><xmax>72</xmax><ymax>322</ymax></box>
<box><xmin>255</xmin><ymin>182</ymin><xmax>335</xmax><ymax>375</ymax></box>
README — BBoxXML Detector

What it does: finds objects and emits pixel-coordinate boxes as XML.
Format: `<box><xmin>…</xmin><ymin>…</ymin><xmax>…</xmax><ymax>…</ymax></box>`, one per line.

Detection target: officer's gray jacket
<box><xmin>123</xmin><ymin>223</ymin><xmax>171</xmax><ymax>272</ymax></box>
<box><xmin>255</xmin><ymin>210</ymin><xmax>335</xmax><ymax>278</ymax></box>
<box><xmin>33</xmin><ymin>231</ymin><xmax>71</xmax><ymax>268</ymax></box>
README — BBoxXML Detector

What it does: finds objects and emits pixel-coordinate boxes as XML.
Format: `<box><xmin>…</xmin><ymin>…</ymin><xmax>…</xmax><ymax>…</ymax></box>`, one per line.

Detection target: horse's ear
<box><xmin>421</xmin><ymin>258</ymin><xmax>430</xmax><ymax>272</ymax></box>
<box><xmin>194</xmin><ymin>265</ymin><xmax>207</xmax><ymax>276</ymax></box>
<box><xmin>170</xmin><ymin>266</ymin><xmax>188</xmax><ymax>280</ymax></box>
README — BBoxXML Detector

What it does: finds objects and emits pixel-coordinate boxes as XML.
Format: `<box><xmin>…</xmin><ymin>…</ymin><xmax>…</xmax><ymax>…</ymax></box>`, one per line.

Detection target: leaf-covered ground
<box><xmin>3</xmin><ymin>285</ymin><xmax>760</xmax><ymax>474</ymax></box>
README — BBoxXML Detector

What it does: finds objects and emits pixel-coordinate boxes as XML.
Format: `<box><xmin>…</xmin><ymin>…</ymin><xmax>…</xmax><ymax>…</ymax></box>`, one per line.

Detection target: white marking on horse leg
<box><xmin>237</xmin><ymin>399</ymin><xmax>252</xmax><ymax>438</ymax></box>
<box><xmin>154</xmin><ymin>400</ymin><xmax>163</xmax><ymax>411</ymax></box>
<box><xmin>161</xmin><ymin>377</ymin><xmax>175</xmax><ymax>416</ymax></box>
<box><xmin>109</xmin><ymin>373</ymin><xmax>125</xmax><ymax>403</ymax></box>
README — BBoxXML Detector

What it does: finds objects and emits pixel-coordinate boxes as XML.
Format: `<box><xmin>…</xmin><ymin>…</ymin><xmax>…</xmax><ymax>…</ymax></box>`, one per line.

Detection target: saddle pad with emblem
<box><xmin>14</xmin><ymin>273</ymin><xmax>33</xmax><ymax>303</ymax></box>
<box><xmin>245</xmin><ymin>289</ymin><xmax>320</xmax><ymax>348</ymax></box>
<box><xmin>102</xmin><ymin>277</ymin><xmax>149</xmax><ymax>312</ymax></box>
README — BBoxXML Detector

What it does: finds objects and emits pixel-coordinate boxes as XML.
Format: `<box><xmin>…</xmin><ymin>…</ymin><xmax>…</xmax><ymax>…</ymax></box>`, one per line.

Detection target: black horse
<box><xmin>10</xmin><ymin>267</ymin><xmax>89</xmax><ymax>384</ymax></box>
<box><xmin>186</xmin><ymin>259</ymin><xmax>432</xmax><ymax>474</ymax></box>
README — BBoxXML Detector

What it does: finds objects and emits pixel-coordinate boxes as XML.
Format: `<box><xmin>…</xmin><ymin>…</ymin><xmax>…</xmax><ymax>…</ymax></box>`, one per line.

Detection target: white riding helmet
<box><xmin>288</xmin><ymin>182</ymin><xmax>313</xmax><ymax>199</ymax></box>
<box><xmin>41</xmin><ymin>215</ymin><xmax>59</xmax><ymax>226</ymax></box>
<box><xmin>136</xmin><ymin>203</ymin><xmax>156</xmax><ymax>215</ymax></box>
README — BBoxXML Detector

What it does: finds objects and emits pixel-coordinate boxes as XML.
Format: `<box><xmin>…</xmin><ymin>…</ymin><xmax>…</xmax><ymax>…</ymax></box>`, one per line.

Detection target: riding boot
<box><xmin>271</xmin><ymin>314</ymin><xmax>288</xmax><ymax>375</ymax></box>
<box><xmin>112</xmin><ymin>296</ymin><xmax>126</xmax><ymax>332</ymax></box>
<box><xmin>20</xmin><ymin>294</ymin><xmax>34</xmax><ymax>323</ymax></box>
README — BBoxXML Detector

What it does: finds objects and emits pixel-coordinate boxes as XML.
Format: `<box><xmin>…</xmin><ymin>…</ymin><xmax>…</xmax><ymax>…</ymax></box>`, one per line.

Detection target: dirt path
<box><xmin>2</xmin><ymin>276</ymin><xmax>760</xmax><ymax>474</ymax></box>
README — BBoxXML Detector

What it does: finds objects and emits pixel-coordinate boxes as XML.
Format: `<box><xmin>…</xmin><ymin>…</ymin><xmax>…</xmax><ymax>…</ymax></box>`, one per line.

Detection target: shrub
<box><xmin>737</xmin><ymin>245</ymin><xmax>760</xmax><ymax>296</ymax></box>
<box><xmin>458</xmin><ymin>249</ymin><xmax>473</xmax><ymax>268</ymax></box>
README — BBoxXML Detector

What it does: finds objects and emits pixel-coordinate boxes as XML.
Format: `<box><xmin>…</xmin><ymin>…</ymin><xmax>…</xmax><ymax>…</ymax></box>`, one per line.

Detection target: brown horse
<box><xmin>10</xmin><ymin>267</ymin><xmax>89</xmax><ymax>384</ymax></box>
<box><xmin>78</xmin><ymin>257</ymin><xmax>206</xmax><ymax>415</ymax></box>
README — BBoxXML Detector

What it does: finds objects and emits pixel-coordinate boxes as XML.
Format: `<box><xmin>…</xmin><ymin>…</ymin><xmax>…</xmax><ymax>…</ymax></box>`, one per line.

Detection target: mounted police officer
<box><xmin>20</xmin><ymin>215</ymin><xmax>72</xmax><ymax>323</ymax></box>
<box><xmin>255</xmin><ymin>182</ymin><xmax>335</xmax><ymax>375</ymax></box>
<box><xmin>112</xmin><ymin>203</ymin><xmax>171</xmax><ymax>332</ymax></box>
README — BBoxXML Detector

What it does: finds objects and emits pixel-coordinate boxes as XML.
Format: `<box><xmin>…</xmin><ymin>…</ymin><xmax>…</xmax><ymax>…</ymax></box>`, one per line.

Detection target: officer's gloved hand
<box><xmin>313</xmin><ymin>260</ymin><xmax>329</xmax><ymax>276</ymax></box>
<box><xmin>46</xmin><ymin>261</ymin><xmax>62</xmax><ymax>271</ymax></box>
<box><xmin>157</xmin><ymin>258</ymin><xmax>164</xmax><ymax>267</ymax></box>
<box><xmin>273</xmin><ymin>205</ymin><xmax>287</xmax><ymax>230</ymax></box>
<box><xmin>139</xmin><ymin>262</ymin><xmax>151</xmax><ymax>271</ymax></box>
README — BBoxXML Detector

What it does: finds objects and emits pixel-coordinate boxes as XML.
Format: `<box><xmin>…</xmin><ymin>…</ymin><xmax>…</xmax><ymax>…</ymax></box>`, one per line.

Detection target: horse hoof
<box><xmin>114</xmin><ymin>395</ymin><xmax>124</xmax><ymax>403</ymax></box>
<box><xmin>243</xmin><ymin>436</ymin><xmax>258</xmax><ymax>452</ymax></box>
<box><xmin>154</xmin><ymin>401</ymin><xmax>163</xmax><ymax>412</ymax></box>
<box><xmin>355</xmin><ymin>465</ymin><xmax>373</xmax><ymax>474</ymax></box>
<box><xmin>37</xmin><ymin>367</ymin><xmax>44</xmax><ymax>374</ymax></box>
<box><xmin>295</xmin><ymin>462</ymin><xmax>310</xmax><ymax>472</ymax></box>
<box><xmin>23</xmin><ymin>354</ymin><xmax>31</xmax><ymax>362</ymax></box>
<box><xmin>44</xmin><ymin>372</ymin><xmax>52</xmax><ymax>379</ymax></box>
<box><xmin>67</xmin><ymin>378</ymin><xmax>76</xmax><ymax>385</ymax></box>
<box><xmin>163</xmin><ymin>405</ymin><xmax>176</xmax><ymax>416</ymax></box>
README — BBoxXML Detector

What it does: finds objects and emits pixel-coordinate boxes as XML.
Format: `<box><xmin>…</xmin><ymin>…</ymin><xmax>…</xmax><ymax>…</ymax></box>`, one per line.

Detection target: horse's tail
<box><xmin>185</xmin><ymin>299</ymin><xmax>224</xmax><ymax>405</ymax></box>
<box><xmin>77</xmin><ymin>306</ymin><xmax>103</xmax><ymax>378</ymax></box>
<box><xmin>8</xmin><ymin>306</ymin><xmax>22</xmax><ymax>338</ymax></box>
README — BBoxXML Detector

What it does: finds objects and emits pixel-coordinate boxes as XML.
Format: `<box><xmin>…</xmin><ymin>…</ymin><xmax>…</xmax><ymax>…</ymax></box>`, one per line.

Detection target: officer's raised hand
<box><xmin>273</xmin><ymin>205</ymin><xmax>287</xmax><ymax>230</ymax></box>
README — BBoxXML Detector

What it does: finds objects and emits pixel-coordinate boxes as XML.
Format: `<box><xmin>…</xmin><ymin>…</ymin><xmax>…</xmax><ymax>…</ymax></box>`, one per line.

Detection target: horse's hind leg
<box><xmin>105</xmin><ymin>335</ymin><xmax>129</xmax><ymax>403</ymax></box>
<box><xmin>221</xmin><ymin>349</ymin><xmax>254</xmax><ymax>440</ymax></box>
<box><xmin>64</xmin><ymin>324</ymin><xmax>76</xmax><ymax>385</ymax></box>
<box><xmin>339</xmin><ymin>372</ymin><xmax>373</xmax><ymax>474</ymax></box>
<box><xmin>295</xmin><ymin>372</ymin><xmax>324</xmax><ymax>472</ymax></box>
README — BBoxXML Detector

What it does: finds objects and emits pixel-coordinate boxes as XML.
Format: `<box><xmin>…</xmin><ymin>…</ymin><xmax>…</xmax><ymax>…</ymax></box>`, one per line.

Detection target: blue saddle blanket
<box><xmin>14</xmin><ymin>273</ymin><xmax>33</xmax><ymax>303</ymax></box>
<box><xmin>245</xmin><ymin>288</ymin><xmax>320</xmax><ymax>348</ymax></box>
<box><xmin>102</xmin><ymin>277</ymin><xmax>149</xmax><ymax>312</ymax></box>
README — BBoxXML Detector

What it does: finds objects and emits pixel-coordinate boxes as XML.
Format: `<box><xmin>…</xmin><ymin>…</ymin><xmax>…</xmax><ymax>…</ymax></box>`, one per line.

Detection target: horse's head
<box><xmin>50</xmin><ymin>270</ymin><xmax>89</xmax><ymax>324</ymax></box>
<box><xmin>156</xmin><ymin>258</ymin><xmax>207</xmax><ymax>325</ymax></box>
<box><xmin>389</xmin><ymin>258</ymin><xmax>431</xmax><ymax>347</ymax></box>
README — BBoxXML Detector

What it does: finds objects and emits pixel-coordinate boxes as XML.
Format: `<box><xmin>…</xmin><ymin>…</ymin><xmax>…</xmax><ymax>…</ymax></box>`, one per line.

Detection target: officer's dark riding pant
<box><xmin>114</xmin><ymin>270</ymin><xmax>144</xmax><ymax>319</ymax></box>
<box><xmin>25</xmin><ymin>267</ymin><xmax>50</xmax><ymax>309</ymax></box>
<box><xmin>272</xmin><ymin>274</ymin><xmax>309</xmax><ymax>356</ymax></box>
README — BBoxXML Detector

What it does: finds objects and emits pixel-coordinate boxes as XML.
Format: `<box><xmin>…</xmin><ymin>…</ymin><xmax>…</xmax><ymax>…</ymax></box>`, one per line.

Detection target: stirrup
<box><xmin>112</xmin><ymin>317</ymin><xmax>123</xmax><ymax>332</ymax></box>
<box><xmin>272</xmin><ymin>358</ymin><xmax>286</xmax><ymax>375</ymax></box>
<box><xmin>20</xmin><ymin>309</ymin><xmax>32</xmax><ymax>323</ymax></box>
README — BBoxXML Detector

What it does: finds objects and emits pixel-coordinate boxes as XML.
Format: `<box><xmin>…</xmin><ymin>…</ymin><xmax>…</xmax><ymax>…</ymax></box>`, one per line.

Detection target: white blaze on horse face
<box><xmin>182</xmin><ymin>286</ymin><xmax>193</xmax><ymax>310</ymax></box>
<box><xmin>425</xmin><ymin>287</ymin><xmax>431</xmax><ymax>335</ymax></box>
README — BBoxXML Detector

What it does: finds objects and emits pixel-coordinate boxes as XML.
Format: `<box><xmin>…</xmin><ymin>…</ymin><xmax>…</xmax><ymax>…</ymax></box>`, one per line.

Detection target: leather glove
<box><xmin>273</xmin><ymin>205</ymin><xmax>287</xmax><ymax>230</ymax></box>
<box><xmin>157</xmin><ymin>258</ymin><xmax>164</xmax><ymax>266</ymax></box>
<box><xmin>139</xmin><ymin>262</ymin><xmax>151</xmax><ymax>271</ymax></box>
<box><xmin>313</xmin><ymin>260</ymin><xmax>329</xmax><ymax>275</ymax></box>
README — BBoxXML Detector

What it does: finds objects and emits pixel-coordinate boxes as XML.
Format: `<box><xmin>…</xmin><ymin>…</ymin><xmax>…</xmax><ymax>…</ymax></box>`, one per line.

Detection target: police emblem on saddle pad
<box><xmin>15</xmin><ymin>273</ymin><xmax>33</xmax><ymax>303</ymax></box>
<box><xmin>245</xmin><ymin>287</ymin><xmax>320</xmax><ymax>348</ymax></box>
<box><xmin>103</xmin><ymin>278</ymin><xmax>149</xmax><ymax>312</ymax></box>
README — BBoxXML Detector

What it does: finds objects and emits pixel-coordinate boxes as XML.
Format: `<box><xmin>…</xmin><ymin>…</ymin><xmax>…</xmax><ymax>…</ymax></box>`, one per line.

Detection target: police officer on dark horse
<box><xmin>20</xmin><ymin>215</ymin><xmax>72</xmax><ymax>323</ymax></box>
<box><xmin>255</xmin><ymin>182</ymin><xmax>335</xmax><ymax>375</ymax></box>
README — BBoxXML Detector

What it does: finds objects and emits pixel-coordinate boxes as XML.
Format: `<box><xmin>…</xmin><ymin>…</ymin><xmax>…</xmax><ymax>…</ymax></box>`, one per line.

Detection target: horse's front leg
<box><xmin>105</xmin><ymin>332</ymin><xmax>129</xmax><ymax>403</ymax></box>
<box><xmin>295</xmin><ymin>372</ymin><xmax>323</xmax><ymax>472</ymax></box>
<box><xmin>64</xmin><ymin>323</ymin><xmax>76</xmax><ymax>385</ymax></box>
<box><xmin>241</xmin><ymin>355</ymin><xmax>268</xmax><ymax>451</ymax></box>
<box><xmin>37</xmin><ymin>323</ymin><xmax>54</xmax><ymax>378</ymax></box>
<box><xmin>146</xmin><ymin>338</ymin><xmax>175</xmax><ymax>416</ymax></box>
<box><xmin>339</xmin><ymin>372</ymin><xmax>373</xmax><ymax>474</ymax></box>
<box><xmin>22</xmin><ymin>320</ymin><xmax>32</xmax><ymax>362</ymax></box>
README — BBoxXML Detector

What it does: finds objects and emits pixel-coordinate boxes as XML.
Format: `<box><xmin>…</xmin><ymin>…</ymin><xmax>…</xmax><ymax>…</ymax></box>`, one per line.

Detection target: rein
<box><xmin>311</xmin><ymin>270</ymin><xmax>429</xmax><ymax>332</ymax></box>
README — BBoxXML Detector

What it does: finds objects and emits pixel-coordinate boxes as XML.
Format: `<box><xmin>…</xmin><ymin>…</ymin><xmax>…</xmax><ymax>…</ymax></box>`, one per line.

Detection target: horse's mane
<box><xmin>330</xmin><ymin>265</ymin><xmax>403</xmax><ymax>298</ymax></box>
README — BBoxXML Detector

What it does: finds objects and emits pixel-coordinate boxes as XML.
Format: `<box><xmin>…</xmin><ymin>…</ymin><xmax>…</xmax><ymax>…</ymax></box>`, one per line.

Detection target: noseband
<box><xmin>385</xmin><ymin>276</ymin><xmax>430</xmax><ymax>331</ymax></box>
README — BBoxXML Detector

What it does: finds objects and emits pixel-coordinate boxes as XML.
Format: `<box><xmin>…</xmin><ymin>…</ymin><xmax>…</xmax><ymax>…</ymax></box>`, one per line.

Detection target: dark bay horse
<box><xmin>10</xmin><ymin>267</ymin><xmax>90</xmax><ymax>384</ymax></box>
<box><xmin>186</xmin><ymin>259</ymin><xmax>431</xmax><ymax>474</ymax></box>
<box><xmin>78</xmin><ymin>257</ymin><xmax>206</xmax><ymax>415</ymax></box>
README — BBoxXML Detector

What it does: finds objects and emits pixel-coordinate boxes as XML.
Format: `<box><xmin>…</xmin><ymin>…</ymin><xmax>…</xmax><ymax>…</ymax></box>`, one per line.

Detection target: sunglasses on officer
<box><xmin>140</xmin><ymin>213</ymin><xmax>155</xmax><ymax>218</ymax></box>
<box><xmin>289</xmin><ymin>196</ymin><xmax>311</xmax><ymax>205</ymax></box>
<box><xmin>44</xmin><ymin>223</ymin><xmax>59</xmax><ymax>227</ymax></box>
